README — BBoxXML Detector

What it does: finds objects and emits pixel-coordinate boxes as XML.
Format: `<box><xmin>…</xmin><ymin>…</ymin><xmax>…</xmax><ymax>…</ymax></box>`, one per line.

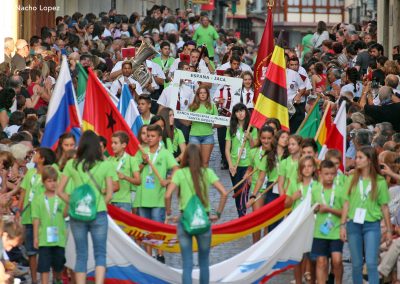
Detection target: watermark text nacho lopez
<box><xmin>17</xmin><ymin>4</ymin><xmax>60</xmax><ymax>12</ymax></box>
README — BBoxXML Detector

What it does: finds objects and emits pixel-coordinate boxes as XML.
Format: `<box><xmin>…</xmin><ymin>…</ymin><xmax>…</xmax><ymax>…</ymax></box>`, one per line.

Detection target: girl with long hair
<box><xmin>239</xmin><ymin>71</ymin><xmax>254</xmax><ymax>111</ymax></box>
<box><xmin>165</xmin><ymin>144</ymin><xmax>227</xmax><ymax>284</ymax></box>
<box><xmin>57</xmin><ymin>130</ymin><xmax>114</xmax><ymax>284</ymax></box>
<box><xmin>246</xmin><ymin>125</ymin><xmax>276</xmax><ymax>242</ymax></box>
<box><xmin>277</xmin><ymin>135</ymin><xmax>303</xmax><ymax>194</ymax></box>
<box><xmin>340</xmin><ymin>146</ymin><xmax>391</xmax><ymax>284</ymax></box>
<box><xmin>275</xmin><ymin>130</ymin><xmax>290</xmax><ymax>161</ymax></box>
<box><xmin>188</xmin><ymin>87</ymin><xmax>219</xmax><ymax>167</ymax></box>
<box><xmin>158</xmin><ymin>107</ymin><xmax>186</xmax><ymax>163</ymax></box>
<box><xmin>225</xmin><ymin>103</ymin><xmax>255</xmax><ymax>217</ymax></box>
<box><xmin>285</xmin><ymin>156</ymin><xmax>318</xmax><ymax>284</ymax></box>
<box><xmin>55</xmin><ymin>132</ymin><xmax>76</xmax><ymax>164</ymax></box>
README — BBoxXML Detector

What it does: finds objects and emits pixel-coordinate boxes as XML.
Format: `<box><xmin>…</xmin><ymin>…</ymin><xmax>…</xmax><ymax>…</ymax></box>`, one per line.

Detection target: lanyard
<box><xmin>148</xmin><ymin>143</ymin><xmax>162</xmax><ymax>174</ymax></box>
<box><xmin>258</xmin><ymin>146</ymin><xmax>264</xmax><ymax>160</ymax></box>
<box><xmin>29</xmin><ymin>174</ymin><xmax>39</xmax><ymax>202</ymax></box>
<box><xmin>44</xmin><ymin>196</ymin><xmax>59</xmax><ymax>224</ymax></box>
<box><xmin>359</xmin><ymin>178</ymin><xmax>371</xmax><ymax>202</ymax></box>
<box><xmin>300</xmin><ymin>180</ymin><xmax>313</xmax><ymax>201</ymax></box>
<box><xmin>236</xmin><ymin>128</ymin><xmax>245</xmax><ymax>145</ymax></box>
<box><xmin>116</xmin><ymin>153</ymin><xmax>127</xmax><ymax>171</ymax></box>
<box><xmin>321</xmin><ymin>185</ymin><xmax>335</xmax><ymax>218</ymax></box>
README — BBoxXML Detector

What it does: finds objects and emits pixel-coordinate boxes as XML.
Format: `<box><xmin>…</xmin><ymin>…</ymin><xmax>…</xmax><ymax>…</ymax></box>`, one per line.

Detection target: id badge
<box><xmin>272</xmin><ymin>183</ymin><xmax>279</xmax><ymax>194</ymax></box>
<box><xmin>354</xmin><ymin>208</ymin><xmax>367</xmax><ymax>224</ymax></box>
<box><xmin>238</xmin><ymin>148</ymin><xmax>247</xmax><ymax>160</ymax></box>
<box><xmin>262</xmin><ymin>177</ymin><xmax>268</xmax><ymax>189</ymax></box>
<box><xmin>29</xmin><ymin>190</ymin><xmax>34</xmax><ymax>202</ymax></box>
<box><xmin>145</xmin><ymin>175</ymin><xmax>155</xmax><ymax>189</ymax></box>
<box><xmin>46</xmin><ymin>226</ymin><xmax>59</xmax><ymax>243</ymax></box>
<box><xmin>320</xmin><ymin>219</ymin><xmax>334</xmax><ymax>235</ymax></box>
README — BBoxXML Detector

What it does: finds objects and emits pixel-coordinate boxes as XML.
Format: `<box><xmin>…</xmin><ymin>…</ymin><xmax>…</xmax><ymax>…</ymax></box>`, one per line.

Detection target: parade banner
<box><xmin>66</xmin><ymin>193</ymin><xmax>315</xmax><ymax>283</ymax></box>
<box><xmin>108</xmin><ymin>195</ymin><xmax>290</xmax><ymax>253</ymax></box>
<box><xmin>169</xmin><ymin>70</ymin><xmax>243</xmax><ymax>126</ymax></box>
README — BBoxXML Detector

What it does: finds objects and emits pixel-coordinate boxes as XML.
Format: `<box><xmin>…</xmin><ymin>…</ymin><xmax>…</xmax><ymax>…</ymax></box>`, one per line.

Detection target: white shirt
<box><xmin>298</xmin><ymin>66</ymin><xmax>312</xmax><ymax>91</ymax></box>
<box><xmin>169</xmin><ymin>57</ymin><xmax>208</xmax><ymax>77</ymax></box>
<box><xmin>286</xmin><ymin>69</ymin><xmax>306</xmax><ymax>102</ymax></box>
<box><xmin>141</xmin><ymin>59</ymin><xmax>165</xmax><ymax>94</ymax></box>
<box><xmin>157</xmin><ymin>84</ymin><xmax>195</xmax><ymax>111</ymax></box>
<box><xmin>217</xmin><ymin>62</ymin><xmax>252</xmax><ymax>73</ymax></box>
<box><xmin>340</xmin><ymin>82</ymin><xmax>363</xmax><ymax>98</ymax></box>
<box><xmin>110</xmin><ymin>76</ymin><xmax>143</xmax><ymax>97</ymax></box>
<box><xmin>238</xmin><ymin>87</ymin><xmax>254</xmax><ymax>109</ymax></box>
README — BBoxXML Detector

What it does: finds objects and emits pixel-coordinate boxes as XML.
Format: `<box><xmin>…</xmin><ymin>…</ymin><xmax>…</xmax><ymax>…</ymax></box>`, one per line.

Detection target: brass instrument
<box><xmin>130</xmin><ymin>40</ymin><xmax>159</xmax><ymax>87</ymax></box>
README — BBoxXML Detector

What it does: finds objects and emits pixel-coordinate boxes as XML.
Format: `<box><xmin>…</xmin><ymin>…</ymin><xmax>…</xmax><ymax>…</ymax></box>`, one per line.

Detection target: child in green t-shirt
<box><xmin>311</xmin><ymin>160</ymin><xmax>344</xmax><ymax>284</ymax></box>
<box><xmin>325</xmin><ymin>149</ymin><xmax>347</xmax><ymax>187</ymax></box>
<box><xmin>32</xmin><ymin>166</ymin><xmax>67</xmax><ymax>284</ymax></box>
<box><xmin>110</xmin><ymin>131</ymin><xmax>141</xmax><ymax>212</ymax></box>
<box><xmin>136</xmin><ymin>124</ymin><xmax>179</xmax><ymax>262</ymax></box>
<box><xmin>18</xmin><ymin>148</ymin><xmax>56</xmax><ymax>284</ymax></box>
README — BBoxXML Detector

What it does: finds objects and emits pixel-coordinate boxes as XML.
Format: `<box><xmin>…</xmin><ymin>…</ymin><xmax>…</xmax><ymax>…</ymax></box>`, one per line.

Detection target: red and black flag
<box><xmin>249</xmin><ymin>34</ymin><xmax>289</xmax><ymax>131</ymax></box>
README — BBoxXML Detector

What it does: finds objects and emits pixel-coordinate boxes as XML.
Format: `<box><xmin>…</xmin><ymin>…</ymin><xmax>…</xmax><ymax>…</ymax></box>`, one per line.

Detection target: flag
<box><xmin>318</xmin><ymin>101</ymin><xmax>347</xmax><ymax>171</ymax></box>
<box><xmin>297</xmin><ymin>100</ymin><xmax>321</xmax><ymax>138</ymax></box>
<box><xmin>253</xmin><ymin>5</ymin><xmax>274</xmax><ymax>103</ymax></box>
<box><xmin>250</xmin><ymin>38</ymin><xmax>289</xmax><ymax>130</ymax></box>
<box><xmin>65</xmin><ymin>194</ymin><xmax>315</xmax><ymax>283</ymax></box>
<box><xmin>41</xmin><ymin>55</ymin><xmax>81</xmax><ymax>149</ymax></box>
<box><xmin>82</xmin><ymin>68</ymin><xmax>140</xmax><ymax>156</ymax></box>
<box><xmin>76</xmin><ymin>62</ymin><xmax>88</xmax><ymax>116</ymax></box>
<box><xmin>315</xmin><ymin>104</ymin><xmax>332</xmax><ymax>150</ymax></box>
<box><xmin>118</xmin><ymin>84</ymin><xmax>143</xmax><ymax>137</ymax></box>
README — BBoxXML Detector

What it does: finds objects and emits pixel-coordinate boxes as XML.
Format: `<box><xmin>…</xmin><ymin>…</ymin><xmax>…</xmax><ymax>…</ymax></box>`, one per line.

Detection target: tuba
<box><xmin>130</xmin><ymin>40</ymin><xmax>159</xmax><ymax>87</ymax></box>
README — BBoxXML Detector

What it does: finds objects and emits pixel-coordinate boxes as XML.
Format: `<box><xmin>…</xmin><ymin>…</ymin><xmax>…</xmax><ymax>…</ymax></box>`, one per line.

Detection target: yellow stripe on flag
<box><xmin>82</xmin><ymin>120</ymin><xmax>95</xmax><ymax>132</ymax></box>
<box><xmin>270</xmin><ymin>46</ymin><xmax>286</xmax><ymax>70</ymax></box>
<box><xmin>317</xmin><ymin>121</ymin><xmax>328</xmax><ymax>146</ymax></box>
<box><xmin>255</xmin><ymin>95</ymin><xmax>289</xmax><ymax>128</ymax></box>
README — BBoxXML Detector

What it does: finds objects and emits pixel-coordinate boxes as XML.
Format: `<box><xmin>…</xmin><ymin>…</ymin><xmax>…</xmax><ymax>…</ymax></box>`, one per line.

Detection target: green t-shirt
<box><xmin>136</xmin><ymin>148</ymin><xmax>178</xmax><ymax>207</ymax></box>
<box><xmin>192</xmin><ymin>25</ymin><xmax>219</xmax><ymax>57</ymax></box>
<box><xmin>278</xmin><ymin>156</ymin><xmax>299</xmax><ymax>189</ymax></box>
<box><xmin>173</xmin><ymin>128</ymin><xmax>185</xmax><ymax>154</ymax></box>
<box><xmin>141</xmin><ymin>114</ymin><xmax>154</xmax><ymax>125</ymax></box>
<box><xmin>301</xmin><ymin>34</ymin><xmax>314</xmax><ymax>63</ymax></box>
<box><xmin>226</xmin><ymin>127</ymin><xmax>251</xmax><ymax>167</ymax></box>
<box><xmin>286</xmin><ymin>179</ymin><xmax>316</xmax><ymax>210</ymax></box>
<box><xmin>249</xmin><ymin>147</ymin><xmax>266</xmax><ymax>193</ymax></box>
<box><xmin>312</xmin><ymin>183</ymin><xmax>345</xmax><ymax>240</ymax></box>
<box><xmin>109</xmin><ymin>153</ymin><xmax>140</xmax><ymax>203</ymax></box>
<box><xmin>31</xmin><ymin>193</ymin><xmax>67</xmax><ymax>247</ymax></box>
<box><xmin>344</xmin><ymin>175</ymin><xmax>390</xmax><ymax>222</ymax></box>
<box><xmin>189</xmin><ymin>104</ymin><xmax>218</xmax><ymax>136</ymax></box>
<box><xmin>152</xmin><ymin>57</ymin><xmax>174</xmax><ymax>87</ymax></box>
<box><xmin>171</xmin><ymin>167</ymin><xmax>219</xmax><ymax>211</ymax></box>
<box><xmin>62</xmin><ymin>160</ymin><xmax>116</xmax><ymax>212</ymax></box>
<box><xmin>21</xmin><ymin>169</ymin><xmax>44</xmax><ymax>225</ymax></box>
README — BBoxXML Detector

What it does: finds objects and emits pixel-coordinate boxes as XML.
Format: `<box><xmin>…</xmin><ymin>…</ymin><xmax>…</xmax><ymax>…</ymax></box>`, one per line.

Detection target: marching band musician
<box><xmin>110</xmin><ymin>61</ymin><xmax>143</xmax><ymax>99</ymax></box>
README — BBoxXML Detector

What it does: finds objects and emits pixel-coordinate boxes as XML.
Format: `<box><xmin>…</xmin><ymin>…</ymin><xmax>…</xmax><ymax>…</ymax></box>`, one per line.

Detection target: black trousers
<box><xmin>289</xmin><ymin>102</ymin><xmax>306</xmax><ymax>134</ymax></box>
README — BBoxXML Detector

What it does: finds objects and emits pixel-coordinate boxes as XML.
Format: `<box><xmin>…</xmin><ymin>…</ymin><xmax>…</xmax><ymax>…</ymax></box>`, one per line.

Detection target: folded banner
<box><xmin>66</xmin><ymin>192</ymin><xmax>315</xmax><ymax>283</ymax></box>
<box><xmin>108</xmin><ymin>195</ymin><xmax>291</xmax><ymax>253</ymax></box>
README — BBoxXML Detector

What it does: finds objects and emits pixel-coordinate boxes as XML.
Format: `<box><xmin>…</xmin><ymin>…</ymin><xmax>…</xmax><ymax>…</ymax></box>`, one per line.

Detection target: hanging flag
<box><xmin>41</xmin><ymin>55</ymin><xmax>81</xmax><ymax>149</ymax></box>
<box><xmin>253</xmin><ymin>3</ymin><xmax>274</xmax><ymax>103</ymax></box>
<box><xmin>318</xmin><ymin>101</ymin><xmax>347</xmax><ymax>171</ymax></box>
<box><xmin>82</xmin><ymin>68</ymin><xmax>140</xmax><ymax>156</ymax></box>
<box><xmin>118</xmin><ymin>84</ymin><xmax>143</xmax><ymax>137</ymax></box>
<box><xmin>65</xmin><ymin>194</ymin><xmax>315</xmax><ymax>283</ymax></box>
<box><xmin>315</xmin><ymin>104</ymin><xmax>332</xmax><ymax>151</ymax></box>
<box><xmin>76</xmin><ymin>62</ymin><xmax>88</xmax><ymax>116</ymax></box>
<box><xmin>249</xmin><ymin>36</ymin><xmax>289</xmax><ymax>130</ymax></box>
<box><xmin>297</xmin><ymin>98</ymin><xmax>321</xmax><ymax>138</ymax></box>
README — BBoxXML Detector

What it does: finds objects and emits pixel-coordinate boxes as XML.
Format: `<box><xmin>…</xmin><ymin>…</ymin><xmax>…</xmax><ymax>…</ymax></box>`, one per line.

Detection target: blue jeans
<box><xmin>138</xmin><ymin>207</ymin><xmax>165</xmax><ymax>223</ymax></box>
<box><xmin>347</xmin><ymin>220</ymin><xmax>381</xmax><ymax>284</ymax></box>
<box><xmin>177</xmin><ymin>221</ymin><xmax>211</xmax><ymax>284</ymax></box>
<box><xmin>112</xmin><ymin>202</ymin><xmax>132</xmax><ymax>212</ymax></box>
<box><xmin>70</xmin><ymin>211</ymin><xmax>108</xmax><ymax>272</ymax></box>
<box><xmin>189</xmin><ymin>134</ymin><xmax>214</xmax><ymax>145</ymax></box>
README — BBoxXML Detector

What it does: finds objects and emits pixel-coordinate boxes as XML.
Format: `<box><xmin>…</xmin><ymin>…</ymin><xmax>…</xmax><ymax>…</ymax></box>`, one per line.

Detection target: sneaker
<box><xmin>156</xmin><ymin>254</ymin><xmax>165</xmax><ymax>264</ymax></box>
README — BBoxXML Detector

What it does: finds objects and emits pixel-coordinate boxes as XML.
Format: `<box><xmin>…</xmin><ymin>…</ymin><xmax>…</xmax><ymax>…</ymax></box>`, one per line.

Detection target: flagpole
<box><xmin>246</xmin><ymin>181</ymin><xmax>277</xmax><ymax>208</ymax></box>
<box><xmin>226</xmin><ymin>168</ymin><xmax>259</xmax><ymax>195</ymax></box>
<box><xmin>314</xmin><ymin>103</ymin><xmax>330</xmax><ymax>141</ymax></box>
<box><xmin>295</xmin><ymin>94</ymin><xmax>321</xmax><ymax>134</ymax></box>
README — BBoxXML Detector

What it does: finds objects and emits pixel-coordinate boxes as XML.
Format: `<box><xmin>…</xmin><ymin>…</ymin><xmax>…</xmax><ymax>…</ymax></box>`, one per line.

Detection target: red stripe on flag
<box><xmin>250</xmin><ymin>109</ymin><xmax>290</xmax><ymax>131</ymax></box>
<box><xmin>265</xmin><ymin>63</ymin><xmax>286</xmax><ymax>89</ymax></box>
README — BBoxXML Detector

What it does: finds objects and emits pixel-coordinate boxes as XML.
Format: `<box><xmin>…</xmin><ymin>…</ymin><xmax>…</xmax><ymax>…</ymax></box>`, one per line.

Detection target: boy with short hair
<box><xmin>32</xmin><ymin>166</ymin><xmax>67</xmax><ymax>284</ymax></box>
<box><xmin>301</xmin><ymin>138</ymin><xmax>319</xmax><ymax>159</ymax></box>
<box><xmin>311</xmin><ymin>160</ymin><xmax>344</xmax><ymax>284</ymax></box>
<box><xmin>18</xmin><ymin>148</ymin><xmax>56</xmax><ymax>284</ymax></box>
<box><xmin>138</xmin><ymin>96</ymin><xmax>154</xmax><ymax>124</ymax></box>
<box><xmin>325</xmin><ymin>149</ymin><xmax>346</xmax><ymax>187</ymax></box>
<box><xmin>110</xmin><ymin>131</ymin><xmax>141</xmax><ymax>212</ymax></box>
<box><xmin>136</xmin><ymin>124</ymin><xmax>179</xmax><ymax>262</ymax></box>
